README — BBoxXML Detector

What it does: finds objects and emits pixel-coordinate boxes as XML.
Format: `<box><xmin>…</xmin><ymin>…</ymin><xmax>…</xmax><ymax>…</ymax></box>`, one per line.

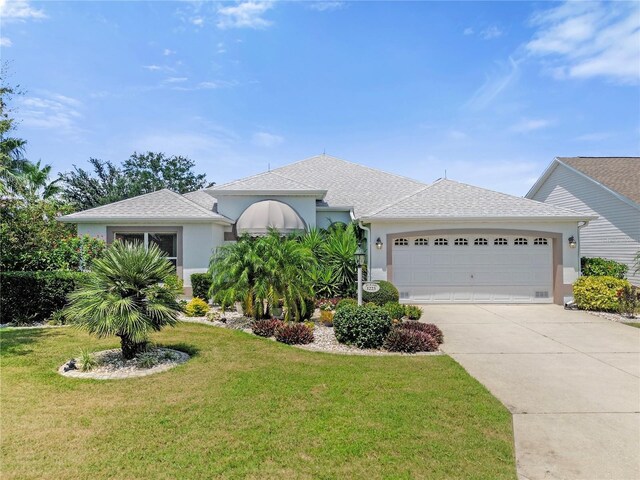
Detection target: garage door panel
<box><xmin>392</xmin><ymin>235</ymin><xmax>553</xmax><ymax>304</ymax></box>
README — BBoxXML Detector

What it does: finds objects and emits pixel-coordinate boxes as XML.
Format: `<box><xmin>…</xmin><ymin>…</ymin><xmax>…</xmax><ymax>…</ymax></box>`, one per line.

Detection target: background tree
<box><xmin>59</xmin><ymin>158</ymin><xmax>132</xmax><ymax>209</ymax></box>
<box><xmin>60</xmin><ymin>152</ymin><xmax>214</xmax><ymax>210</ymax></box>
<box><xmin>123</xmin><ymin>151</ymin><xmax>214</xmax><ymax>195</ymax></box>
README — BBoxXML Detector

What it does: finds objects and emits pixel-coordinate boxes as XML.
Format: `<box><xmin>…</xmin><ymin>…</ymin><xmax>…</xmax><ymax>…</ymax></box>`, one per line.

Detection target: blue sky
<box><xmin>1</xmin><ymin>0</ymin><xmax>639</xmax><ymax>195</ymax></box>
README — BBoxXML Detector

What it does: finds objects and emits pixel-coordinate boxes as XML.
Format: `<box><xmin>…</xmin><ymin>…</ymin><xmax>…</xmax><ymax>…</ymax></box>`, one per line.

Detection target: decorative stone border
<box><xmin>59</xmin><ymin>348</ymin><xmax>190</xmax><ymax>380</ymax></box>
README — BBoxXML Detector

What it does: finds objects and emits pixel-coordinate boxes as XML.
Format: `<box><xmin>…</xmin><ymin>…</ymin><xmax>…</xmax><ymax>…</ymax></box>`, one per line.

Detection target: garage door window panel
<box><xmin>454</xmin><ymin>238</ymin><xmax>469</xmax><ymax>246</ymax></box>
<box><xmin>514</xmin><ymin>238</ymin><xmax>528</xmax><ymax>245</ymax></box>
<box><xmin>494</xmin><ymin>237</ymin><xmax>508</xmax><ymax>245</ymax></box>
<box><xmin>434</xmin><ymin>238</ymin><xmax>448</xmax><ymax>246</ymax></box>
<box><xmin>474</xmin><ymin>238</ymin><xmax>488</xmax><ymax>246</ymax></box>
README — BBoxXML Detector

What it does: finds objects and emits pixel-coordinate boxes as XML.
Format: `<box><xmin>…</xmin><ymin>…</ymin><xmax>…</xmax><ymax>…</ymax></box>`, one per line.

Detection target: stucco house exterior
<box><xmin>526</xmin><ymin>157</ymin><xmax>640</xmax><ymax>285</ymax></box>
<box><xmin>59</xmin><ymin>154</ymin><xmax>593</xmax><ymax>304</ymax></box>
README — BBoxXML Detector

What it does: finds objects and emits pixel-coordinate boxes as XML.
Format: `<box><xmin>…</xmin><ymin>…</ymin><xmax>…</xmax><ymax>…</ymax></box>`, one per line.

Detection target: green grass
<box><xmin>623</xmin><ymin>322</ymin><xmax>640</xmax><ymax>328</ymax></box>
<box><xmin>1</xmin><ymin>324</ymin><xmax>516</xmax><ymax>479</ymax></box>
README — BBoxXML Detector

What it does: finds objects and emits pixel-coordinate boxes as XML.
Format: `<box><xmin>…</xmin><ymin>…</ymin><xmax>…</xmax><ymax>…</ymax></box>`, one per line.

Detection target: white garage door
<box><xmin>392</xmin><ymin>234</ymin><xmax>553</xmax><ymax>303</ymax></box>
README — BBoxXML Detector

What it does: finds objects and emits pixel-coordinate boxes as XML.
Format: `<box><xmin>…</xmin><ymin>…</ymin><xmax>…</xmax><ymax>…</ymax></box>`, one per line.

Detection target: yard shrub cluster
<box><xmin>617</xmin><ymin>285</ymin><xmax>640</xmax><ymax>318</ymax></box>
<box><xmin>404</xmin><ymin>305</ymin><xmax>422</xmax><ymax>320</ymax></box>
<box><xmin>362</xmin><ymin>280</ymin><xmax>399</xmax><ymax>305</ymax></box>
<box><xmin>336</xmin><ymin>298</ymin><xmax>358</xmax><ymax>311</ymax></box>
<box><xmin>573</xmin><ymin>276</ymin><xmax>630</xmax><ymax>312</ymax></box>
<box><xmin>581</xmin><ymin>257</ymin><xmax>628</xmax><ymax>279</ymax></box>
<box><xmin>333</xmin><ymin>304</ymin><xmax>392</xmax><ymax>349</ymax></box>
<box><xmin>190</xmin><ymin>273</ymin><xmax>212</xmax><ymax>300</ymax></box>
<box><xmin>274</xmin><ymin>322</ymin><xmax>314</xmax><ymax>345</ymax></box>
<box><xmin>398</xmin><ymin>321</ymin><xmax>444</xmax><ymax>344</ymax></box>
<box><xmin>184</xmin><ymin>298</ymin><xmax>209</xmax><ymax>317</ymax></box>
<box><xmin>383</xmin><ymin>301</ymin><xmax>406</xmax><ymax>320</ymax></box>
<box><xmin>0</xmin><ymin>270</ymin><xmax>89</xmax><ymax>324</ymax></box>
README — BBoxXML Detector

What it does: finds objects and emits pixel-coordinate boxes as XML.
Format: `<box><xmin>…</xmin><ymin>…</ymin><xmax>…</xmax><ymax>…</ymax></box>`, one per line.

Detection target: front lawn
<box><xmin>1</xmin><ymin>324</ymin><xmax>516</xmax><ymax>479</ymax></box>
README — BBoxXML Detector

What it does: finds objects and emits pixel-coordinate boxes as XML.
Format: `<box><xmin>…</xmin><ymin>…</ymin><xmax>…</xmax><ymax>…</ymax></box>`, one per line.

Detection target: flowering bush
<box><xmin>573</xmin><ymin>276</ymin><xmax>630</xmax><ymax>312</ymax></box>
<box><xmin>317</xmin><ymin>298</ymin><xmax>339</xmax><ymax>311</ymax></box>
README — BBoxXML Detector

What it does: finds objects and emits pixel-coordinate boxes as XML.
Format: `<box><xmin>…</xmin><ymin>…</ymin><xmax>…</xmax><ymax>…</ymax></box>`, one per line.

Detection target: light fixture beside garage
<box><xmin>568</xmin><ymin>236</ymin><xmax>577</xmax><ymax>248</ymax></box>
<box><xmin>375</xmin><ymin>237</ymin><xmax>383</xmax><ymax>249</ymax></box>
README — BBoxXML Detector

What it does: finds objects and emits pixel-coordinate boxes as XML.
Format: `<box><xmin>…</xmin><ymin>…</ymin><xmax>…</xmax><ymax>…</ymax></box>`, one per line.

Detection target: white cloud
<box><xmin>309</xmin><ymin>2</ymin><xmax>344</xmax><ymax>12</ymax></box>
<box><xmin>217</xmin><ymin>1</ymin><xmax>273</xmax><ymax>30</ymax></box>
<box><xmin>252</xmin><ymin>131</ymin><xmax>283</xmax><ymax>147</ymax></box>
<box><xmin>510</xmin><ymin>118</ymin><xmax>553</xmax><ymax>133</ymax></box>
<box><xmin>447</xmin><ymin>130</ymin><xmax>467</xmax><ymax>140</ymax></box>
<box><xmin>216</xmin><ymin>42</ymin><xmax>226</xmax><ymax>54</ymax></box>
<box><xmin>573</xmin><ymin>131</ymin><xmax>613</xmax><ymax>141</ymax></box>
<box><xmin>0</xmin><ymin>36</ymin><xmax>12</xmax><ymax>47</ymax></box>
<box><xmin>20</xmin><ymin>92</ymin><xmax>84</xmax><ymax>136</ymax></box>
<box><xmin>143</xmin><ymin>64</ymin><xmax>174</xmax><ymax>72</ymax></box>
<box><xmin>481</xmin><ymin>25</ymin><xmax>503</xmax><ymax>39</ymax></box>
<box><xmin>191</xmin><ymin>16</ymin><xmax>204</xmax><ymax>27</ymax></box>
<box><xmin>526</xmin><ymin>1</ymin><xmax>640</xmax><ymax>83</ymax></box>
<box><xmin>465</xmin><ymin>56</ymin><xmax>520</xmax><ymax>110</ymax></box>
<box><xmin>463</xmin><ymin>27</ymin><xmax>474</xmax><ymax>35</ymax></box>
<box><xmin>163</xmin><ymin>48</ymin><xmax>175</xmax><ymax>56</ymax></box>
<box><xmin>0</xmin><ymin>0</ymin><xmax>46</xmax><ymax>21</ymax></box>
<box><xmin>164</xmin><ymin>77</ymin><xmax>188</xmax><ymax>83</ymax></box>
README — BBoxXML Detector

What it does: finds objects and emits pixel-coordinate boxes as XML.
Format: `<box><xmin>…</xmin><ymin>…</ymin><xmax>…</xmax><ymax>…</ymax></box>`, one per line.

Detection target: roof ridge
<box><xmin>364</xmin><ymin>183</ymin><xmax>435</xmax><ymax>217</ymax></box>
<box><xmin>271</xmin><ymin>153</ymin><xmax>428</xmax><ymax>188</ymax></box>
<box><xmin>210</xmin><ymin>168</ymin><xmax>322</xmax><ymax>191</ymax></box>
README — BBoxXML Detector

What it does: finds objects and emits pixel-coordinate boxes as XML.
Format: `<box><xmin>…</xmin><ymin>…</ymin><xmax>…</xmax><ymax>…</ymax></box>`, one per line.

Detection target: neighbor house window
<box><xmin>414</xmin><ymin>238</ymin><xmax>429</xmax><ymax>246</ymax></box>
<box><xmin>514</xmin><ymin>237</ymin><xmax>528</xmax><ymax>245</ymax></box>
<box><xmin>474</xmin><ymin>238</ymin><xmax>488</xmax><ymax>246</ymax></box>
<box><xmin>534</xmin><ymin>238</ymin><xmax>548</xmax><ymax>245</ymax></box>
<box><xmin>394</xmin><ymin>238</ymin><xmax>409</xmax><ymax>246</ymax></box>
<box><xmin>494</xmin><ymin>238</ymin><xmax>508</xmax><ymax>246</ymax></box>
<box><xmin>454</xmin><ymin>238</ymin><xmax>468</xmax><ymax>246</ymax></box>
<box><xmin>114</xmin><ymin>232</ymin><xmax>178</xmax><ymax>268</ymax></box>
<box><xmin>434</xmin><ymin>238</ymin><xmax>448</xmax><ymax>246</ymax></box>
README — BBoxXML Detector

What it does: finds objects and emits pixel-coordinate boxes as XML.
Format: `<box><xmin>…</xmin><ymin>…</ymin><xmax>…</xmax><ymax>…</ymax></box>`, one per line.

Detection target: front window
<box><xmin>114</xmin><ymin>232</ymin><xmax>178</xmax><ymax>268</ymax></box>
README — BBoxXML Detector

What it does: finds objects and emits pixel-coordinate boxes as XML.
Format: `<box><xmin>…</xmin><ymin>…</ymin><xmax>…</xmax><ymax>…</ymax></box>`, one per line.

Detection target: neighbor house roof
<box><xmin>362</xmin><ymin>179</ymin><xmax>593</xmax><ymax>221</ymax></box>
<box><xmin>208</xmin><ymin>154</ymin><xmax>427</xmax><ymax>218</ymax></box>
<box><xmin>557</xmin><ymin>157</ymin><xmax>640</xmax><ymax>204</ymax></box>
<box><xmin>59</xmin><ymin>189</ymin><xmax>232</xmax><ymax>223</ymax></box>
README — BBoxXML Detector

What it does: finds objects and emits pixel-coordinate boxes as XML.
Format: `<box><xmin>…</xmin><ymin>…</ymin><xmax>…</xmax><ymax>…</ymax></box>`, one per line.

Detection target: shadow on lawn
<box><xmin>0</xmin><ymin>327</ymin><xmax>62</xmax><ymax>357</ymax></box>
<box><xmin>162</xmin><ymin>342</ymin><xmax>200</xmax><ymax>357</ymax></box>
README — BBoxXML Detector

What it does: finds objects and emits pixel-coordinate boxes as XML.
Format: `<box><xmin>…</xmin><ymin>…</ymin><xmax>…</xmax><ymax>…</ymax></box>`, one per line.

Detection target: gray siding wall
<box><xmin>530</xmin><ymin>164</ymin><xmax>640</xmax><ymax>285</ymax></box>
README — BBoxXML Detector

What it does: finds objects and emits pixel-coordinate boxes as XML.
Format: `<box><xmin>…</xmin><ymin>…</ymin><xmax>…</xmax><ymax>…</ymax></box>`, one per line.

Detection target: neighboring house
<box><xmin>526</xmin><ymin>157</ymin><xmax>640</xmax><ymax>285</ymax></box>
<box><xmin>59</xmin><ymin>154</ymin><xmax>592</xmax><ymax>304</ymax></box>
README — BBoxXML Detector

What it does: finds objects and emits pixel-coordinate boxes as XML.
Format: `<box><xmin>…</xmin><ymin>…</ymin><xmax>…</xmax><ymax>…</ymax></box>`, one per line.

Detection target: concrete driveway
<box><xmin>423</xmin><ymin>304</ymin><xmax>640</xmax><ymax>480</ymax></box>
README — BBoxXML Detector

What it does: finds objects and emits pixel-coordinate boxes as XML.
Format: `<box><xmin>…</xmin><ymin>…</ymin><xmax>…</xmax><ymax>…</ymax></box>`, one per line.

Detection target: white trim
<box><xmin>360</xmin><ymin>215</ymin><xmax>596</xmax><ymax>222</ymax></box>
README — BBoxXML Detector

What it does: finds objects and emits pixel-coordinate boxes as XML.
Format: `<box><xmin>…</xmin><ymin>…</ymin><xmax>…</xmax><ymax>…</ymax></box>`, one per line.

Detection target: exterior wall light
<box><xmin>375</xmin><ymin>237</ymin><xmax>383</xmax><ymax>250</ymax></box>
<box><xmin>568</xmin><ymin>235</ymin><xmax>577</xmax><ymax>248</ymax></box>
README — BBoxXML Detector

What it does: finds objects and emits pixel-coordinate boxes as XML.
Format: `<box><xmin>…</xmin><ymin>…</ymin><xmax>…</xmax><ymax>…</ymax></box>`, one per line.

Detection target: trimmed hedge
<box><xmin>573</xmin><ymin>275</ymin><xmax>630</xmax><ymax>312</ymax></box>
<box><xmin>581</xmin><ymin>257</ymin><xmax>628</xmax><ymax>279</ymax></box>
<box><xmin>383</xmin><ymin>301</ymin><xmax>405</xmax><ymax>320</ymax></box>
<box><xmin>362</xmin><ymin>280</ymin><xmax>399</xmax><ymax>306</ymax></box>
<box><xmin>190</xmin><ymin>273</ymin><xmax>212</xmax><ymax>300</ymax></box>
<box><xmin>333</xmin><ymin>304</ymin><xmax>392</xmax><ymax>349</ymax></box>
<box><xmin>185</xmin><ymin>298</ymin><xmax>209</xmax><ymax>317</ymax></box>
<box><xmin>0</xmin><ymin>271</ymin><xmax>89</xmax><ymax>324</ymax></box>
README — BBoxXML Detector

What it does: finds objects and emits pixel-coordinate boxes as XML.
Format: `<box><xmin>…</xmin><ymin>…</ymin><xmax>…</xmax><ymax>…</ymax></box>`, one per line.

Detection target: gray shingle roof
<box><xmin>59</xmin><ymin>189</ymin><xmax>230</xmax><ymax>223</ymax></box>
<box><xmin>364</xmin><ymin>179</ymin><xmax>591</xmax><ymax>220</ymax></box>
<box><xmin>183</xmin><ymin>190</ymin><xmax>217</xmax><ymax>211</ymax></box>
<box><xmin>558</xmin><ymin>157</ymin><xmax>640</xmax><ymax>204</ymax></box>
<box><xmin>210</xmin><ymin>170</ymin><xmax>325</xmax><ymax>194</ymax></box>
<box><xmin>215</xmin><ymin>154</ymin><xmax>425</xmax><ymax>217</ymax></box>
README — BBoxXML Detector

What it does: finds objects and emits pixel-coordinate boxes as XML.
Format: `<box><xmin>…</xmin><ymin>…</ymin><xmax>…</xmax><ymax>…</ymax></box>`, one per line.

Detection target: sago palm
<box><xmin>65</xmin><ymin>241</ymin><xmax>180</xmax><ymax>359</ymax></box>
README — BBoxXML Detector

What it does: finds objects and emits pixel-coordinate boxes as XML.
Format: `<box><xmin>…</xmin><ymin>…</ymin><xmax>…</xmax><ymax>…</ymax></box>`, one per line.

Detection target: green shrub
<box><xmin>404</xmin><ymin>305</ymin><xmax>422</xmax><ymax>320</ymax></box>
<box><xmin>362</xmin><ymin>280</ymin><xmax>399</xmax><ymax>306</ymax></box>
<box><xmin>573</xmin><ymin>275</ymin><xmax>630</xmax><ymax>312</ymax></box>
<box><xmin>78</xmin><ymin>349</ymin><xmax>98</xmax><ymax>372</ymax></box>
<box><xmin>191</xmin><ymin>273</ymin><xmax>212</xmax><ymax>300</ymax></box>
<box><xmin>333</xmin><ymin>304</ymin><xmax>392</xmax><ymax>349</ymax></box>
<box><xmin>137</xmin><ymin>352</ymin><xmax>158</xmax><ymax>369</ymax></box>
<box><xmin>185</xmin><ymin>297</ymin><xmax>209</xmax><ymax>317</ymax></box>
<box><xmin>383</xmin><ymin>302</ymin><xmax>406</xmax><ymax>320</ymax></box>
<box><xmin>274</xmin><ymin>322</ymin><xmax>314</xmax><ymax>345</ymax></box>
<box><xmin>384</xmin><ymin>328</ymin><xmax>439</xmax><ymax>353</ymax></box>
<box><xmin>164</xmin><ymin>274</ymin><xmax>184</xmax><ymax>295</ymax></box>
<box><xmin>295</xmin><ymin>297</ymin><xmax>316</xmax><ymax>321</ymax></box>
<box><xmin>336</xmin><ymin>298</ymin><xmax>358</xmax><ymax>311</ymax></box>
<box><xmin>0</xmin><ymin>271</ymin><xmax>89</xmax><ymax>325</ymax></box>
<box><xmin>617</xmin><ymin>285</ymin><xmax>640</xmax><ymax>318</ymax></box>
<box><xmin>47</xmin><ymin>309</ymin><xmax>68</xmax><ymax>325</ymax></box>
<box><xmin>581</xmin><ymin>257</ymin><xmax>628</xmax><ymax>279</ymax></box>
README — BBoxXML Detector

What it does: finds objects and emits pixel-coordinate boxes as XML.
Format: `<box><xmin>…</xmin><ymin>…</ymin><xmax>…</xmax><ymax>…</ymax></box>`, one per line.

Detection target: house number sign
<box><xmin>362</xmin><ymin>282</ymin><xmax>380</xmax><ymax>293</ymax></box>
